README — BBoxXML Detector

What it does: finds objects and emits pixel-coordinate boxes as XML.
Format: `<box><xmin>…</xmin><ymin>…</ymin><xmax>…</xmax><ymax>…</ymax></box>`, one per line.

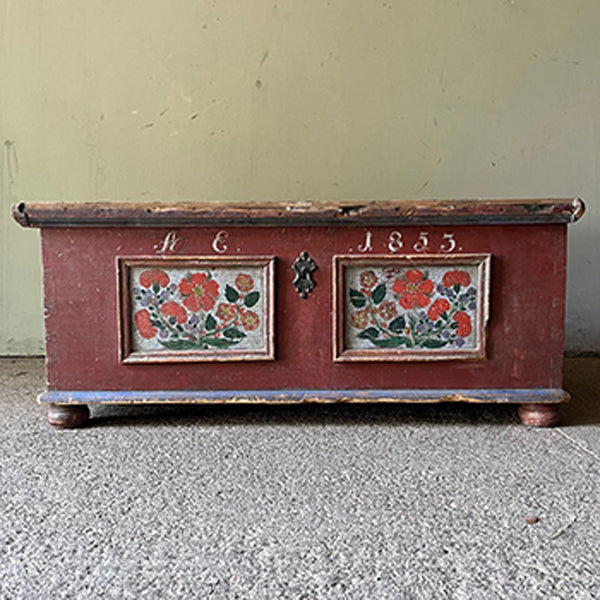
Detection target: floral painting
<box><xmin>119</xmin><ymin>257</ymin><xmax>274</xmax><ymax>362</ymax></box>
<box><xmin>335</xmin><ymin>255</ymin><xmax>490</xmax><ymax>361</ymax></box>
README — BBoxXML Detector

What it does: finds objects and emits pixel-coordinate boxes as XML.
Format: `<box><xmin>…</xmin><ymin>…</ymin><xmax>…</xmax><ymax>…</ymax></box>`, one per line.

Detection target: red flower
<box><xmin>216</xmin><ymin>303</ymin><xmax>237</xmax><ymax>322</ymax></box>
<box><xmin>392</xmin><ymin>269</ymin><xmax>434</xmax><ymax>309</ymax></box>
<box><xmin>443</xmin><ymin>270</ymin><xmax>471</xmax><ymax>288</ymax></box>
<box><xmin>235</xmin><ymin>273</ymin><xmax>254</xmax><ymax>292</ymax></box>
<box><xmin>139</xmin><ymin>269</ymin><xmax>169</xmax><ymax>289</ymax></box>
<box><xmin>359</xmin><ymin>270</ymin><xmax>378</xmax><ymax>290</ymax></box>
<box><xmin>350</xmin><ymin>309</ymin><xmax>370</xmax><ymax>329</ymax></box>
<box><xmin>240</xmin><ymin>310</ymin><xmax>260</xmax><ymax>331</ymax></box>
<box><xmin>454</xmin><ymin>311</ymin><xmax>472</xmax><ymax>337</ymax></box>
<box><xmin>160</xmin><ymin>301</ymin><xmax>187</xmax><ymax>324</ymax></box>
<box><xmin>377</xmin><ymin>301</ymin><xmax>397</xmax><ymax>321</ymax></box>
<box><xmin>179</xmin><ymin>273</ymin><xmax>220</xmax><ymax>312</ymax></box>
<box><xmin>134</xmin><ymin>309</ymin><xmax>157</xmax><ymax>339</ymax></box>
<box><xmin>428</xmin><ymin>298</ymin><xmax>451</xmax><ymax>321</ymax></box>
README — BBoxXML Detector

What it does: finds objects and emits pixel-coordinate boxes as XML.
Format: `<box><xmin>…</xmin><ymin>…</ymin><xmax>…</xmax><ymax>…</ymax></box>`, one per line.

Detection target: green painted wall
<box><xmin>1</xmin><ymin>0</ymin><xmax>599</xmax><ymax>354</ymax></box>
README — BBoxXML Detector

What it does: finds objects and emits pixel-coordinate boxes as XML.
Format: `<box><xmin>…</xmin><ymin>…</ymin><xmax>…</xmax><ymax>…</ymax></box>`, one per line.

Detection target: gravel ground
<box><xmin>1</xmin><ymin>358</ymin><xmax>598</xmax><ymax>599</ymax></box>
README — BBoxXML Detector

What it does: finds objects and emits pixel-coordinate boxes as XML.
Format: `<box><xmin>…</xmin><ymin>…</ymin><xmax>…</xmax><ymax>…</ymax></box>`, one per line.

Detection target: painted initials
<box><xmin>154</xmin><ymin>231</ymin><xmax>184</xmax><ymax>255</ymax></box>
<box><xmin>212</xmin><ymin>230</ymin><xmax>229</xmax><ymax>254</ymax></box>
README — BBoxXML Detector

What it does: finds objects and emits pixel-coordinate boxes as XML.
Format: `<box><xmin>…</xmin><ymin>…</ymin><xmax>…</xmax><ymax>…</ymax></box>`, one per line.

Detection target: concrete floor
<box><xmin>1</xmin><ymin>358</ymin><xmax>598</xmax><ymax>599</ymax></box>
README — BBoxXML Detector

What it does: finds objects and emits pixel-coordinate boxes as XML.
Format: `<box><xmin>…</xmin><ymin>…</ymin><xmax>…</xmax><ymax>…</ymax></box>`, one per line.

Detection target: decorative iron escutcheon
<box><xmin>292</xmin><ymin>251</ymin><xmax>317</xmax><ymax>298</ymax></box>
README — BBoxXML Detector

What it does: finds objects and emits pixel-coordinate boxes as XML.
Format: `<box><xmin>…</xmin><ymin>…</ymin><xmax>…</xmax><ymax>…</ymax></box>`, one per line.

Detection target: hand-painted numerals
<box><xmin>355</xmin><ymin>230</ymin><xmax>460</xmax><ymax>254</ymax></box>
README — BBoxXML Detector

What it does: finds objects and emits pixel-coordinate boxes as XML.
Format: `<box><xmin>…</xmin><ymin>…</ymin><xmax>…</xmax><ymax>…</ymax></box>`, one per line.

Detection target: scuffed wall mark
<box><xmin>4</xmin><ymin>140</ymin><xmax>19</xmax><ymax>185</ymax></box>
<box><xmin>416</xmin><ymin>157</ymin><xmax>443</xmax><ymax>194</ymax></box>
<box><xmin>260</xmin><ymin>50</ymin><xmax>269</xmax><ymax>66</ymax></box>
<box><xmin>547</xmin><ymin>58</ymin><xmax>580</xmax><ymax>66</ymax></box>
<box><xmin>159</xmin><ymin>108</ymin><xmax>170</xmax><ymax>117</ymax></box>
<box><xmin>189</xmin><ymin>101</ymin><xmax>222</xmax><ymax>122</ymax></box>
<box><xmin>142</xmin><ymin>122</ymin><xmax>155</xmax><ymax>129</ymax></box>
<box><xmin>255</xmin><ymin>80</ymin><xmax>263</xmax><ymax>89</ymax></box>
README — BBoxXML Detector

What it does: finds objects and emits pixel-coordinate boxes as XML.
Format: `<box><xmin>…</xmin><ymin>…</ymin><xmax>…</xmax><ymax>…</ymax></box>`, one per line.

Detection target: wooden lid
<box><xmin>12</xmin><ymin>198</ymin><xmax>585</xmax><ymax>228</ymax></box>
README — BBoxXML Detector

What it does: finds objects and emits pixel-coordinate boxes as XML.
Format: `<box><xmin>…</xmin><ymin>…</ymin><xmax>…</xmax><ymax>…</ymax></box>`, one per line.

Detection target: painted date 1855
<box><xmin>355</xmin><ymin>231</ymin><xmax>460</xmax><ymax>254</ymax></box>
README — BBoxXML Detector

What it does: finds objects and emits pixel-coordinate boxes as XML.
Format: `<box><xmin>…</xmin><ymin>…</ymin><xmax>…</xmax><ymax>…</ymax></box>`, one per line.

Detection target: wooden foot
<box><xmin>518</xmin><ymin>403</ymin><xmax>561</xmax><ymax>427</ymax></box>
<box><xmin>46</xmin><ymin>404</ymin><xmax>90</xmax><ymax>429</ymax></box>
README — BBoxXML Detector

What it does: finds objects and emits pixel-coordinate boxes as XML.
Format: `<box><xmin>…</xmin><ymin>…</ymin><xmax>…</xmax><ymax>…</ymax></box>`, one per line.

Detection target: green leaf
<box><xmin>205</xmin><ymin>314</ymin><xmax>217</xmax><ymax>331</ymax></box>
<box><xmin>388</xmin><ymin>315</ymin><xmax>406</xmax><ymax>333</ymax></box>
<box><xmin>371</xmin><ymin>336</ymin><xmax>411</xmax><ymax>348</ymax></box>
<box><xmin>372</xmin><ymin>284</ymin><xmax>386</xmax><ymax>305</ymax></box>
<box><xmin>349</xmin><ymin>289</ymin><xmax>366</xmax><ymax>308</ymax></box>
<box><xmin>225</xmin><ymin>284</ymin><xmax>239</xmax><ymax>302</ymax></box>
<box><xmin>357</xmin><ymin>327</ymin><xmax>379</xmax><ymax>340</ymax></box>
<box><xmin>244</xmin><ymin>291</ymin><xmax>260</xmax><ymax>308</ymax></box>
<box><xmin>203</xmin><ymin>337</ymin><xmax>238</xmax><ymax>348</ymax></box>
<box><xmin>421</xmin><ymin>339</ymin><xmax>448</xmax><ymax>349</ymax></box>
<box><xmin>153</xmin><ymin>283</ymin><xmax>160</xmax><ymax>294</ymax></box>
<box><xmin>223</xmin><ymin>327</ymin><xmax>246</xmax><ymax>339</ymax></box>
<box><xmin>159</xmin><ymin>339</ymin><xmax>198</xmax><ymax>351</ymax></box>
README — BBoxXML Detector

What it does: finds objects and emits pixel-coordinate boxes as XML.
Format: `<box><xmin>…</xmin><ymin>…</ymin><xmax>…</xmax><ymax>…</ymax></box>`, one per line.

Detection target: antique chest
<box><xmin>12</xmin><ymin>198</ymin><xmax>584</xmax><ymax>428</ymax></box>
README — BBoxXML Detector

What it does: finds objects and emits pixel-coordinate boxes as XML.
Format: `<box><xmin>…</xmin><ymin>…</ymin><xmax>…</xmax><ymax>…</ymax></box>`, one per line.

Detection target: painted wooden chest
<box><xmin>12</xmin><ymin>198</ymin><xmax>585</xmax><ymax>428</ymax></box>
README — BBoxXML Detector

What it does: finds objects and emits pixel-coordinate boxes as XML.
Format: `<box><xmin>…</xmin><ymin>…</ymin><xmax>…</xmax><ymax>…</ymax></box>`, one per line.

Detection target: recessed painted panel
<box><xmin>118</xmin><ymin>256</ymin><xmax>275</xmax><ymax>363</ymax></box>
<box><xmin>334</xmin><ymin>254</ymin><xmax>491</xmax><ymax>362</ymax></box>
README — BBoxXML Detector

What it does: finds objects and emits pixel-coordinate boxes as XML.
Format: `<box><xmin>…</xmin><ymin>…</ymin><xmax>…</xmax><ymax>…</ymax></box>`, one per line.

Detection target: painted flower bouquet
<box><xmin>133</xmin><ymin>269</ymin><xmax>261</xmax><ymax>351</ymax></box>
<box><xmin>349</xmin><ymin>268</ymin><xmax>476</xmax><ymax>349</ymax></box>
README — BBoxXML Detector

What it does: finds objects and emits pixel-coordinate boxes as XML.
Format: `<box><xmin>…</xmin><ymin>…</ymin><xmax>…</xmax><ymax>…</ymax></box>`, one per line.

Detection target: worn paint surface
<box><xmin>1</xmin><ymin>2</ymin><xmax>600</xmax><ymax>355</ymax></box>
<box><xmin>38</xmin><ymin>222</ymin><xmax>566</xmax><ymax>392</ymax></box>
<box><xmin>39</xmin><ymin>388</ymin><xmax>569</xmax><ymax>406</ymax></box>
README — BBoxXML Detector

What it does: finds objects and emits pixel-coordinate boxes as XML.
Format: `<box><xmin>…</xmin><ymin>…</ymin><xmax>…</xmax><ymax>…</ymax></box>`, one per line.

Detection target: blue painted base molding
<box><xmin>39</xmin><ymin>388</ymin><xmax>569</xmax><ymax>405</ymax></box>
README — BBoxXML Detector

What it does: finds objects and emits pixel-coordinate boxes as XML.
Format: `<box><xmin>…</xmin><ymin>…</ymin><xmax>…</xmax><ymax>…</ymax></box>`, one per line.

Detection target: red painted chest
<box><xmin>13</xmin><ymin>198</ymin><xmax>584</xmax><ymax>427</ymax></box>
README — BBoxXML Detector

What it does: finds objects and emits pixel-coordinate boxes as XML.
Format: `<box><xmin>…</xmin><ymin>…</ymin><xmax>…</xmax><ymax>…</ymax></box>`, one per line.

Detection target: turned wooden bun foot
<box><xmin>518</xmin><ymin>403</ymin><xmax>561</xmax><ymax>427</ymax></box>
<box><xmin>46</xmin><ymin>404</ymin><xmax>90</xmax><ymax>429</ymax></box>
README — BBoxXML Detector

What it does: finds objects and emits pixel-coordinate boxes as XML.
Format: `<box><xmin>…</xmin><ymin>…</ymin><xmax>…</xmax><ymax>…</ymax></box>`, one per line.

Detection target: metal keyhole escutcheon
<box><xmin>292</xmin><ymin>251</ymin><xmax>317</xmax><ymax>299</ymax></box>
